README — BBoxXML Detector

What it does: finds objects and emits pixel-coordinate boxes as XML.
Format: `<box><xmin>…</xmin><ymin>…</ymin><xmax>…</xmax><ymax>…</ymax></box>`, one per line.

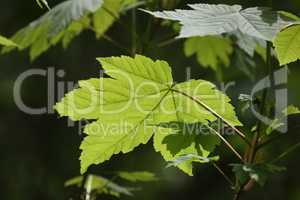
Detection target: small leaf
<box><xmin>118</xmin><ymin>171</ymin><xmax>158</xmax><ymax>182</ymax></box>
<box><xmin>274</xmin><ymin>24</ymin><xmax>300</xmax><ymax>65</ymax></box>
<box><xmin>282</xmin><ymin>105</ymin><xmax>300</xmax><ymax>116</ymax></box>
<box><xmin>231</xmin><ymin>163</ymin><xmax>285</xmax><ymax>186</ymax></box>
<box><xmin>266</xmin><ymin>105</ymin><xmax>300</xmax><ymax>135</ymax></box>
<box><xmin>184</xmin><ymin>36</ymin><xmax>233</xmax><ymax>71</ymax></box>
<box><xmin>65</xmin><ymin>174</ymin><xmax>133</xmax><ymax>197</ymax></box>
<box><xmin>36</xmin><ymin>0</ymin><xmax>50</xmax><ymax>10</ymax></box>
<box><xmin>166</xmin><ymin>153</ymin><xmax>219</xmax><ymax>168</ymax></box>
<box><xmin>0</xmin><ymin>35</ymin><xmax>19</xmax><ymax>47</ymax></box>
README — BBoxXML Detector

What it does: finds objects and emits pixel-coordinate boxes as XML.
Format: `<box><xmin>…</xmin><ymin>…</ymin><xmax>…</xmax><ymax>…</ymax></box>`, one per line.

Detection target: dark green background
<box><xmin>0</xmin><ymin>0</ymin><xmax>300</xmax><ymax>199</ymax></box>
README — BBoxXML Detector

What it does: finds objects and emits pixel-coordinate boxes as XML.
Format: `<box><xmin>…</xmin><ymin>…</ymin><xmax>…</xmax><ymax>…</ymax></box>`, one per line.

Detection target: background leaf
<box><xmin>274</xmin><ymin>24</ymin><xmax>300</xmax><ymax>65</ymax></box>
<box><xmin>0</xmin><ymin>35</ymin><xmax>19</xmax><ymax>47</ymax></box>
<box><xmin>118</xmin><ymin>171</ymin><xmax>158</xmax><ymax>182</ymax></box>
<box><xmin>65</xmin><ymin>174</ymin><xmax>133</xmax><ymax>197</ymax></box>
<box><xmin>184</xmin><ymin>36</ymin><xmax>233</xmax><ymax>71</ymax></box>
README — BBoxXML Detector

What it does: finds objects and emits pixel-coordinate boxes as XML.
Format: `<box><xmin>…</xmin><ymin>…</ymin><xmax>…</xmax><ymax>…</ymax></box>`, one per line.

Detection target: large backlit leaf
<box><xmin>274</xmin><ymin>24</ymin><xmax>300</xmax><ymax>65</ymax></box>
<box><xmin>55</xmin><ymin>55</ymin><xmax>241</xmax><ymax>174</ymax></box>
<box><xmin>144</xmin><ymin>4</ymin><xmax>294</xmax><ymax>41</ymax></box>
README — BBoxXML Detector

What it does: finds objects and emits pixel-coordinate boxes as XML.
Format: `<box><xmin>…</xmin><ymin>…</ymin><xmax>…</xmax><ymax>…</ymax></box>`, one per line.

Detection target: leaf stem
<box><xmin>80</xmin><ymin>173</ymin><xmax>89</xmax><ymax>200</ymax></box>
<box><xmin>157</xmin><ymin>37</ymin><xmax>179</xmax><ymax>47</ymax></box>
<box><xmin>102</xmin><ymin>34</ymin><xmax>132</xmax><ymax>55</ymax></box>
<box><xmin>131</xmin><ymin>7</ymin><xmax>137</xmax><ymax>55</ymax></box>
<box><xmin>270</xmin><ymin>141</ymin><xmax>300</xmax><ymax>163</ymax></box>
<box><xmin>86</xmin><ymin>25</ymin><xmax>131</xmax><ymax>54</ymax></box>
<box><xmin>212</xmin><ymin>162</ymin><xmax>234</xmax><ymax>186</ymax></box>
<box><xmin>233</xmin><ymin>188</ymin><xmax>242</xmax><ymax>200</ymax></box>
<box><xmin>255</xmin><ymin>133</ymin><xmax>285</xmax><ymax>151</ymax></box>
<box><xmin>248</xmin><ymin>41</ymin><xmax>272</xmax><ymax>163</ymax></box>
<box><xmin>209</xmin><ymin>126</ymin><xmax>243</xmax><ymax>161</ymax></box>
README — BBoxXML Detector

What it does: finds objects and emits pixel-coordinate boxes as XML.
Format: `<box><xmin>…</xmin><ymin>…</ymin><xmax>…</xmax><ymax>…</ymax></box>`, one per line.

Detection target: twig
<box><xmin>171</xmin><ymin>88</ymin><xmax>251</xmax><ymax>146</ymax></box>
<box><xmin>256</xmin><ymin>133</ymin><xmax>285</xmax><ymax>151</ymax></box>
<box><xmin>80</xmin><ymin>173</ymin><xmax>89</xmax><ymax>200</ymax></box>
<box><xmin>209</xmin><ymin>127</ymin><xmax>243</xmax><ymax>161</ymax></box>
<box><xmin>157</xmin><ymin>37</ymin><xmax>179</xmax><ymax>47</ymax></box>
<box><xmin>233</xmin><ymin>188</ymin><xmax>242</xmax><ymax>200</ymax></box>
<box><xmin>102</xmin><ymin>34</ymin><xmax>132</xmax><ymax>55</ymax></box>
<box><xmin>131</xmin><ymin>7</ymin><xmax>137</xmax><ymax>55</ymax></box>
<box><xmin>212</xmin><ymin>162</ymin><xmax>234</xmax><ymax>186</ymax></box>
<box><xmin>248</xmin><ymin>41</ymin><xmax>272</xmax><ymax>163</ymax></box>
<box><xmin>270</xmin><ymin>141</ymin><xmax>300</xmax><ymax>163</ymax></box>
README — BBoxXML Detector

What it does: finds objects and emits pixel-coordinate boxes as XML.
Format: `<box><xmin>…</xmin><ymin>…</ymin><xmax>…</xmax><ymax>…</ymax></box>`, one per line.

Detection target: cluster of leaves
<box><xmin>145</xmin><ymin>4</ymin><xmax>300</xmax><ymax>73</ymax></box>
<box><xmin>52</xmin><ymin>3</ymin><xmax>300</xmax><ymax>189</ymax></box>
<box><xmin>1</xmin><ymin>0</ymin><xmax>137</xmax><ymax>60</ymax></box>
<box><xmin>65</xmin><ymin>171</ymin><xmax>157</xmax><ymax>199</ymax></box>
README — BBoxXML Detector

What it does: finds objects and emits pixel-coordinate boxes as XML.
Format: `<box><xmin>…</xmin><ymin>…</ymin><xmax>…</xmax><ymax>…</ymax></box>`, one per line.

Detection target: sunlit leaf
<box><xmin>282</xmin><ymin>105</ymin><xmax>300</xmax><ymax>115</ymax></box>
<box><xmin>0</xmin><ymin>35</ymin><xmax>19</xmax><ymax>47</ymax></box>
<box><xmin>55</xmin><ymin>55</ymin><xmax>241</xmax><ymax>174</ymax></box>
<box><xmin>274</xmin><ymin>24</ymin><xmax>300</xmax><ymax>65</ymax></box>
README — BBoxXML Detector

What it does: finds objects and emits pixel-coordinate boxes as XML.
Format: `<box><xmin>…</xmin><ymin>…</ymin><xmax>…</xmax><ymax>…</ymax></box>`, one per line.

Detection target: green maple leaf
<box><xmin>274</xmin><ymin>24</ymin><xmax>300</xmax><ymax>65</ymax></box>
<box><xmin>144</xmin><ymin>4</ymin><xmax>294</xmax><ymax>41</ymax></box>
<box><xmin>55</xmin><ymin>55</ymin><xmax>241</xmax><ymax>175</ymax></box>
<box><xmin>184</xmin><ymin>36</ymin><xmax>233</xmax><ymax>71</ymax></box>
